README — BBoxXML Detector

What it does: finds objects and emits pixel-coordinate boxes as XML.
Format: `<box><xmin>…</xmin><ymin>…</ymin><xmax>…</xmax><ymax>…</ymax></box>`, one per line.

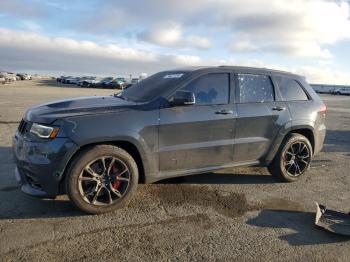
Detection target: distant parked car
<box><xmin>80</xmin><ymin>77</ymin><xmax>101</xmax><ymax>87</ymax></box>
<box><xmin>0</xmin><ymin>73</ymin><xmax>13</xmax><ymax>82</ymax></box>
<box><xmin>57</xmin><ymin>76</ymin><xmax>64</xmax><ymax>82</ymax></box>
<box><xmin>77</xmin><ymin>76</ymin><xmax>91</xmax><ymax>86</ymax></box>
<box><xmin>94</xmin><ymin>77</ymin><xmax>114</xmax><ymax>88</ymax></box>
<box><xmin>5</xmin><ymin>74</ymin><xmax>17</xmax><ymax>82</ymax></box>
<box><xmin>16</xmin><ymin>74</ymin><xmax>24</xmax><ymax>80</ymax></box>
<box><xmin>116</xmin><ymin>77</ymin><xmax>126</xmax><ymax>83</ymax></box>
<box><xmin>66</xmin><ymin>77</ymin><xmax>80</xmax><ymax>84</ymax></box>
<box><xmin>22</xmin><ymin>74</ymin><xmax>32</xmax><ymax>80</ymax></box>
<box><xmin>0</xmin><ymin>77</ymin><xmax>5</xmax><ymax>84</ymax></box>
<box><xmin>113</xmin><ymin>78</ymin><xmax>127</xmax><ymax>89</ymax></box>
<box><xmin>16</xmin><ymin>73</ymin><xmax>30</xmax><ymax>80</ymax></box>
<box><xmin>334</xmin><ymin>88</ymin><xmax>350</xmax><ymax>95</ymax></box>
<box><xmin>59</xmin><ymin>76</ymin><xmax>66</xmax><ymax>83</ymax></box>
<box><xmin>61</xmin><ymin>76</ymin><xmax>73</xmax><ymax>84</ymax></box>
<box><xmin>104</xmin><ymin>79</ymin><xmax>126</xmax><ymax>89</ymax></box>
<box><xmin>131</xmin><ymin>78</ymin><xmax>139</xmax><ymax>84</ymax></box>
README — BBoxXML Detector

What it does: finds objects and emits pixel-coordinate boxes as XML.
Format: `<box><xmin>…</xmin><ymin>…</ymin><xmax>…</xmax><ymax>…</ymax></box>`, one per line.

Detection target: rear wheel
<box><xmin>268</xmin><ymin>133</ymin><xmax>312</xmax><ymax>182</ymax></box>
<box><xmin>66</xmin><ymin>145</ymin><xmax>138</xmax><ymax>214</ymax></box>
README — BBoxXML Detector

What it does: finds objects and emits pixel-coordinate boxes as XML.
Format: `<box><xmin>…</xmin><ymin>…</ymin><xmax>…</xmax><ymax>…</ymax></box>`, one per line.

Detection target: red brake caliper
<box><xmin>111</xmin><ymin>165</ymin><xmax>121</xmax><ymax>190</ymax></box>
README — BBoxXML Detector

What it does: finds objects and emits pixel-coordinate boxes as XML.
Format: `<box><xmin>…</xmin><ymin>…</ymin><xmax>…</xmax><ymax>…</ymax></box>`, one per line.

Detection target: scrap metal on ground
<box><xmin>315</xmin><ymin>203</ymin><xmax>350</xmax><ymax>236</ymax></box>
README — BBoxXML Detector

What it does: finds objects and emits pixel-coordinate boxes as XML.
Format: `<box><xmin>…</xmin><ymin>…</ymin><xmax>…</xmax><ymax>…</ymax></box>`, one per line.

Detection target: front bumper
<box><xmin>12</xmin><ymin>131</ymin><xmax>78</xmax><ymax>198</ymax></box>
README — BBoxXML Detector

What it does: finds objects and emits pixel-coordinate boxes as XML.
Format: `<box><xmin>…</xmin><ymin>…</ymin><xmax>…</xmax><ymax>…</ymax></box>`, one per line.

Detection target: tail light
<box><xmin>319</xmin><ymin>105</ymin><xmax>327</xmax><ymax>115</ymax></box>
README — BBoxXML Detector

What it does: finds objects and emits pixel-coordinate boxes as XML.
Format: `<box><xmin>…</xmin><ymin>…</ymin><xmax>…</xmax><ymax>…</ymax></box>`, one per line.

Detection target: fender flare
<box><xmin>264</xmin><ymin>120</ymin><xmax>315</xmax><ymax>163</ymax></box>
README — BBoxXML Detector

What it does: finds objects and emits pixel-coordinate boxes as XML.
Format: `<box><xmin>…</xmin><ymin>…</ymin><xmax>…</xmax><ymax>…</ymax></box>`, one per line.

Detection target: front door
<box><xmin>158</xmin><ymin>73</ymin><xmax>236</xmax><ymax>172</ymax></box>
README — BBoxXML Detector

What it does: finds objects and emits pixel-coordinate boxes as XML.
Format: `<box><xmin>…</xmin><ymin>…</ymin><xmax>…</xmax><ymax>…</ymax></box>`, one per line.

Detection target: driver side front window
<box><xmin>181</xmin><ymin>73</ymin><xmax>229</xmax><ymax>106</ymax></box>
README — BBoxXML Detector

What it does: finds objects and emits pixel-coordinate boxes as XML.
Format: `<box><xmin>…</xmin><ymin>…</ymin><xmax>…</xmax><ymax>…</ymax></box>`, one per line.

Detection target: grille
<box><xmin>18</xmin><ymin>119</ymin><xmax>28</xmax><ymax>134</ymax></box>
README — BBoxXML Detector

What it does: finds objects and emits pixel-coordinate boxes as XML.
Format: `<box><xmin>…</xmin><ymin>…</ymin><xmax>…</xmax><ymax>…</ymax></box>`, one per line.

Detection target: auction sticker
<box><xmin>163</xmin><ymin>74</ymin><xmax>184</xmax><ymax>79</ymax></box>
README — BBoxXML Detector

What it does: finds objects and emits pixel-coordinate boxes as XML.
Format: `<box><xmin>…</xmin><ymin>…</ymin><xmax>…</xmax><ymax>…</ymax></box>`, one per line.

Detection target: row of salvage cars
<box><xmin>0</xmin><ymin>72</ymin><xmax>33</xmax><ymax>84</ymax></box>
<box><xmin>57</xmin><ymin>75</ymin><xmax>140</xmax><ymax>89</ymax></box>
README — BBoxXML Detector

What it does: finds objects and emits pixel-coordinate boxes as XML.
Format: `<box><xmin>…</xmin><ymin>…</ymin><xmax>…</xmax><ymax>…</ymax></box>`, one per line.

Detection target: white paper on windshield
<box><xmin>163</xmin><ymin>74</ymin><xmax>184</xmax><ymax>79</ymax></box>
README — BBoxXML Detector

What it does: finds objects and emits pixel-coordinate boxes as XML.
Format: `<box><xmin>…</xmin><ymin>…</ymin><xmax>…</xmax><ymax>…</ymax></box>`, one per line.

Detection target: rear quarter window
<box><xmin>275</xmin><ymin>76</ymin><xmax>309</xmax><ymax>101</ymax></box>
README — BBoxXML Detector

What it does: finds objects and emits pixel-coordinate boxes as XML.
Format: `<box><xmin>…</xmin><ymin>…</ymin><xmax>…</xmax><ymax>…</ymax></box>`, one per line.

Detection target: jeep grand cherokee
<box><xmin>13</xmin><ymin>66</ymin><xmax>326</xmax><ymax>214</ymax></box>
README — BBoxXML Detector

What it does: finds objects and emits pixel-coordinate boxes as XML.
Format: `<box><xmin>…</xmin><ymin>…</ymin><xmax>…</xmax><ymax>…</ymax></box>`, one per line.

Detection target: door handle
<box><xmin>272</xmin><ymin>106</ymin><xmax>286</xmax><ymax>111</ymax></box>
<box><xmin>215</xmin><ymin>110</ymin><xmax>234</xmax><ymax>115</ymax></box>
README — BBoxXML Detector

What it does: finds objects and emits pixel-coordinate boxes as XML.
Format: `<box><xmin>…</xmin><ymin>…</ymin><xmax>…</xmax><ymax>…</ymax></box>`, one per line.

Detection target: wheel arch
<box><xmin>58</xmin><ymin>139</ymin><xmax>147</xmax><ymax>194</ymax></box>
<box><xmin>265</xmin><ymin>124</ymin><xmax>315</xmax><ymax>163</ymax></box>
<box><xmin>288</xmin><ymin>127</ymin><xmax>315</xmax><ymax>153</ymax></box>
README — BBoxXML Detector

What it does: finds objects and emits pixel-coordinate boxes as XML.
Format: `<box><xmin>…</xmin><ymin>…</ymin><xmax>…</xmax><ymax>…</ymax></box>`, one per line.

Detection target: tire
<box><xmin>66</xmin><ymin>145</ymin><xmax>138</xmax><ymax>214</ymax></box>
<box><xmin>268</xmin><ymin>133</ymin><xmax>313</xmax><ymax>182</ymax></box>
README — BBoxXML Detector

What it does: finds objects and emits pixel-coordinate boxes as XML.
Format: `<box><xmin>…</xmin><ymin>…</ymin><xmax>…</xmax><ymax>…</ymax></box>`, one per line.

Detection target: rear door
<box><xmin>158</xmin><ymin>72</ymin><xmax>236</xmax><ymax>172</ymax></box>
<box><xmin>233</xmin><ymin>73</ymin><xmax>290</xmax><ymax>162</ymax></box>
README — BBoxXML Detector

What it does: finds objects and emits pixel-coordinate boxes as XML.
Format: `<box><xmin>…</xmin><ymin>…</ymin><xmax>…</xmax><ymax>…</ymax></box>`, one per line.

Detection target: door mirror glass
<box><xmin>172</xmin><ymin>91</ymin><xmax>196</xmax><ymax>106</ymax></box>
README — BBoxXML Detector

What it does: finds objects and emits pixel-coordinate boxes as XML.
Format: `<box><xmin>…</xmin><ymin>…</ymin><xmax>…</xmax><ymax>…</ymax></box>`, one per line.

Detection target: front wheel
<box><xmin>268</xmin><ymin>133</ymin><xmax>313</xmax><ymax>182</ymax></box>
<box><xmin>66</xmin><ymin>145</ymin><xmax>138</xmax><ymax>214</ymax></box>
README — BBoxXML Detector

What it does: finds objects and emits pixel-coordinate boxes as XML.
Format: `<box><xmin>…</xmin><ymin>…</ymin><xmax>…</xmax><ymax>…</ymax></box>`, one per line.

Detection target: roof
<box><xmin>171</xmin><ymin>66</ymin><xmax>302</xmax><ymax>78</ymax></box>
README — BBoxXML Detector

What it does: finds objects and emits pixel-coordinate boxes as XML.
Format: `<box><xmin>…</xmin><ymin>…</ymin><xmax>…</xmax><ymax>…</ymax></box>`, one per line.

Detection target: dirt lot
<box><xmin>1</xmin><ymin>80</ymin><xmax>350</xmax><ymax>261</ymax></box>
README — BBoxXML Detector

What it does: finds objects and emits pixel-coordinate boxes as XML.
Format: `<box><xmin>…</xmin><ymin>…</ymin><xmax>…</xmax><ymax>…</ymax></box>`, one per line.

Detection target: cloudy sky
<box><xmin>0</xmin><ymin>0</ymin><xmax>350</xmax><ymax>84</ymax></box>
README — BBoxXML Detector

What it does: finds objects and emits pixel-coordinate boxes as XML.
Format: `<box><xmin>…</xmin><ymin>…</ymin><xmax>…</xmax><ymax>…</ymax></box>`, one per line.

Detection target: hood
<box><xmin>25</xmin><ymin>95</ymin><xmax>137</xmax><ymax>124</ymax></box>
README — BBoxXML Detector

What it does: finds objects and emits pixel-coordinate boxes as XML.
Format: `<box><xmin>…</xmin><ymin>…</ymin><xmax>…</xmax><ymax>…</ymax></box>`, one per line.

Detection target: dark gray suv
<box><xmin>12</xmin><ymin>66</ymin><xmax>326</xmax><ymax>214</ymax></box>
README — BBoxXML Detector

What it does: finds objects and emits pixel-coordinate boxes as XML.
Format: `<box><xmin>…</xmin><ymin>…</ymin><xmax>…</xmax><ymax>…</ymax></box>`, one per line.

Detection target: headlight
<box><xmin>30</xmin><ymin>123</ymin><xmax>60</xmax><ymax>139</ymax></box>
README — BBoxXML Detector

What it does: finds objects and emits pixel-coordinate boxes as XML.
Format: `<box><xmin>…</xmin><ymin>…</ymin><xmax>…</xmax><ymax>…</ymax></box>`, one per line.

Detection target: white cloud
<box><xmin>140</xmin><ymin>22</ymin><xmax>183</xmax><ymax>47</ymax></box>
<box><xmin>0</xmin><ymin>28</ymin><xmax>207</xmax><ymax>75</ymax></box>
<box><xmin>3</xmin><ymin>0</ymin><xmax>349</xmax><ymax>60</ymax></box>
<box><xmin>80</xmin><ymin>0</ymin><xmax>350</xmax><ymax>58</ymax></box>
<box><xmin>171</xmin><ymin>54</ymin><xmax>202</xmax><ymax>65</ymax></box>
<box><xmin>0</xmin><ymin>28</ymin><xmax>157</xmax><ymax>62</ymax></box>
<box><xmin>186</xmin><ymin>35</ymin><xmax>211</xmax><ymax>49</ymax></box>
<box><xmin>2</xmin><ymin>0</ymin><xmax>350</xmax><ymax>60</ymax></box>
<box><xmin>79</xmin><ymin>8</ymin><xmax>127</xmax><ymax>33</ymax></box>
<box><xmin>0</xmin><ymin>27</ymin><xmax>349</xmax><ymax>85</ymax></box>
<box><xmin>230</xmin><ymin>40</ymin><xmax>257</xmax><ymax>52</ymax></box>
<box><xmin>295</xmin><ymin>65</ymin><xmax>350</xmax><ymax>85</ymax></box>
<box><xmin>139</xmin><ymin>22</ymin><xmax>211</xmax><ymax>49</ymax></box>
<box><xmin>221</xmin><ymin>0</ymin><xmax>350</xmax><ymax>59</ymax></box>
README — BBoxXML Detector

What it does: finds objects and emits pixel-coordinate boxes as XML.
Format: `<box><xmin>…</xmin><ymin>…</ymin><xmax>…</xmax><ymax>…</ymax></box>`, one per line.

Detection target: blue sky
<box><xmin>0</xmin><ymin>0</ymin><xmax>350</xmax><ymax>84</ymax></box>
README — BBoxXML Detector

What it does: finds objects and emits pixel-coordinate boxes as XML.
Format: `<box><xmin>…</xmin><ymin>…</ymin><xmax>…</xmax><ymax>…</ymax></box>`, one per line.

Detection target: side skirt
<box><xmin>146</xmin><ymin>160</ymin><xmax>261</xmax><ymax>183</ymax></box>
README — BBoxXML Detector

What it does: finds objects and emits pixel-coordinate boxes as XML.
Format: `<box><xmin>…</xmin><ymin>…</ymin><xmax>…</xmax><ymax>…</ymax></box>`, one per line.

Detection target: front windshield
<box><xmin>117</xmin><ymin>71</ymin><xmax>188</xmax><ymax>102</ymax></box>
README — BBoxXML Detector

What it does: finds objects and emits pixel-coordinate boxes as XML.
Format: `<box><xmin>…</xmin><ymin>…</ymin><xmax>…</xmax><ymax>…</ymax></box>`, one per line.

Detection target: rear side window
<box><xmin>237</xmin><ymin>74</ymin><xmax>274</xmax><ymax>103</ymax></box>
<box><xmin>275</xmin><ymin>76</ymin><xmax>309</xmax><ymax>101</ymax></box>
<box><xmin>182</xmin><ymin>73</ymin><xmax>229</xmax><ymax>105</ymax></box>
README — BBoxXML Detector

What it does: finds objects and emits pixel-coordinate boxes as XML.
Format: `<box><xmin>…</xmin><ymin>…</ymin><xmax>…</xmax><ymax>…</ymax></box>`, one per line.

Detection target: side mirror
<box><xmin>172</xmin><ymin>91</ymin><xmax>195</xmax><ymax>106</ymax></box>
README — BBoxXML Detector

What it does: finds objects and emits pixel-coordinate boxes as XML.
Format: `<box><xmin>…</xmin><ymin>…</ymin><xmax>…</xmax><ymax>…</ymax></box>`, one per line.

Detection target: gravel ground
<box><xmin>0</xmin><ymin>80</ymin><xmax>350</xmax><ymax>261</ymax></box>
